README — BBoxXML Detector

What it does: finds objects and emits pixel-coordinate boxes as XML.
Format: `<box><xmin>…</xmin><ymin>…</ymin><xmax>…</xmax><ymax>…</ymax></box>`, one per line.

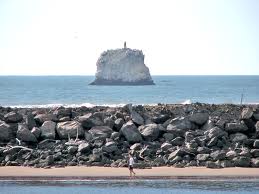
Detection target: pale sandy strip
<box><xmin>0</xmin><ymin>167</ymin><xmax>259</xmax><ymax>178</ymax></box>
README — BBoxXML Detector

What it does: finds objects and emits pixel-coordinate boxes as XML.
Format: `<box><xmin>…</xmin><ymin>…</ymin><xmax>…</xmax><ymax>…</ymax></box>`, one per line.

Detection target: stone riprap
<box><xmin>0</xmin><ymin>104</ymin><xmax>259</xmax><ymax>169</ymax></box>
<box><xmin>90</xmin><ymin>48</ymin><xmax>154</xmax><ymax>85</ymax></box>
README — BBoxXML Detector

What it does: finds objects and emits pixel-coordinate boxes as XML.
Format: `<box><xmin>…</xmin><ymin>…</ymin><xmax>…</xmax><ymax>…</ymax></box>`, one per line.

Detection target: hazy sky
<box><xmin>0</xmin><ymin>0</ymin><xmax>258</xmax><ymax>75</ymax></box>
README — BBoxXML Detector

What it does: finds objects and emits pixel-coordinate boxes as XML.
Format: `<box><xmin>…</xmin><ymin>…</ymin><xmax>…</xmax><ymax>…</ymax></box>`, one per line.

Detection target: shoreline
<box><xmin>1</xmin><ymin>167</ymin><xmax>259</xmax><ymax>180</ymax></box>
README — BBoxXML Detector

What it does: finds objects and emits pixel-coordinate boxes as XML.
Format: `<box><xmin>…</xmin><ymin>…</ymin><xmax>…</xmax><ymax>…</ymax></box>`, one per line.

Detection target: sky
<box><xmin>0</xmin><ymin>0</ymin><xmax>258</xmax><ymax>75</ymax></box>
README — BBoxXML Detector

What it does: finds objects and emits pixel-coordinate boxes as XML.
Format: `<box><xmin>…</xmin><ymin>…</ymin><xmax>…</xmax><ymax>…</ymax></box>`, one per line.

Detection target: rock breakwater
<box><xmin>1</xmin><ymin>103</ymin><xmax>259</xmax><ymax>169</ymax></box>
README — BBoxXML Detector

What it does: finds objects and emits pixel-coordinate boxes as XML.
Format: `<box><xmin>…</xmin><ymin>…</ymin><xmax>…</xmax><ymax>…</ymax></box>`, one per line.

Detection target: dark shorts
<box><xmin>129</xmin><ymin>165</ymin><xmax>133</xmax><ymax>170</ymax></box>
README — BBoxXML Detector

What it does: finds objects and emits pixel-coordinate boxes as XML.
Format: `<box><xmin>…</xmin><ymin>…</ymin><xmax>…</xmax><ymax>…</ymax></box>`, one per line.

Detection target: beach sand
<box><xmin>1</xmin><ymin>166</ymin><xmax>259</xmax><ymax>180</ymax></box>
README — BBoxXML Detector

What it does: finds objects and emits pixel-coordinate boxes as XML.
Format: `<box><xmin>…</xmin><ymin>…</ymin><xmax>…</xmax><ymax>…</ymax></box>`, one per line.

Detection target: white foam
<box><xmin>181</xmin><ymin>99</ymin><xmax>192</xmax><ymax>105</ymax></box>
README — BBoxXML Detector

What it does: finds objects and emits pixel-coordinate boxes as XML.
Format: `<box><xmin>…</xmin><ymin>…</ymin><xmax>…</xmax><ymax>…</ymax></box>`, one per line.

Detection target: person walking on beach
<box><xmin>128</xmin><ymin>153</ymin><xmax>136</xmax><ymax>177</ymax></box>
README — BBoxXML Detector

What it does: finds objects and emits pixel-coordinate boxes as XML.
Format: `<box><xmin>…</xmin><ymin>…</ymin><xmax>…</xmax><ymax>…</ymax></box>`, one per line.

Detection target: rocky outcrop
<box><xmin>90</xmin><ymin>47</ymin><xmax>154</xmax><ymax>85</ymax></box>
<box><xmin>0</xmin><ymin>104</ymin><xmax>259</xmax><ymax>169</ymax></box>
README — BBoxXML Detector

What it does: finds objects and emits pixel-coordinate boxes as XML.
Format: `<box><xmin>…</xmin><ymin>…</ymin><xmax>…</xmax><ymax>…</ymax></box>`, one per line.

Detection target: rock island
<box><xmin>90</xmin><ymin>42</ymin><xmax>154</xmax><ymax>85</ymax></box>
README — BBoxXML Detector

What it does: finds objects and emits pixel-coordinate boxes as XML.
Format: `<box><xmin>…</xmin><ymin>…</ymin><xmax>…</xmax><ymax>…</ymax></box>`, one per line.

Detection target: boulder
<box><xmin>196</xmin><ymin>154</ymin><xmax>210</xmax><ymax>162</ymax></box>
<box><xmin>233</xmin><ymin>156</ymin><xmax>251</xmax><ymax>167</ymax></box>
<box><xmin>0</xmin><ymin>122</ymin><xmax>12</xmax><ymax>142</ymax></box>
<box><xmin>138</xmin><ymin>124</ymin><xmax>160</xmax><ymax>141</ymax></box>
<box><xmin>251</xmin><ymin>158</ymin><xmax>259</xmax><ymax>167</ymax></box>
<box><xmin>40</xmin><ymin>121</ymin><xmax>56</xmax><ymax>139</ymax></box>
<box><xmin>53</xmin><ymin>107</ymin><xmax>71</xmax><ymax>119</ymax></box>
<box><xmin>78</xmin><ymin>142</ymin><xmax>91</xmax><ymax>153</ymax></box>
<box><xmin>67</xmin><ymin>146</ymin><xmax>78</xmax><ymax>154</ymax></box>
<box><xmin>34</xmin><ymin>114</ymin><xmax>56</xmax><ymax>125</ymax></box>
<box><xmin>201</xmin><ymin>120</ymin><xmax>215</xmax><ymax>131</ymax></box>
<box><xmin>225</xmin><ymin>122</ymin><xmax>248</xmax><ymax>132</ymax></box>
<box><xmin>78</xmin><ymin>113</ymin><xmax>103</xmax><ymax>129</ymax></box>
<box><xmin>102</xmin><ymin>141</ymin><xmax>118</xmax><ymax>153</ymax></box>
<box><xmin>226</xmin><ymin>150</ymin><xmax>238</xmax><ymax>159</ymax></box>
<box><xmin>88</xmin><ymin>126</ymin><xmax>113</xmax><ymax>140</ymax></box>
<box><xmin>31</xmin><ymin>127</ymin><xmax>41</xmax><ymax>139</ymax></box>
<box><xmin>114</xmin><ymin>118</ymin><xmax>124</xmax><ymax>131</ymax></box>
<box><xmin>120</xmin><ymin>121</ymin><xmax>142</xmax><ymax>143</ymax></box>
<box><xmin>167</xmin><ymin>117</ymin><xmax>192</xmax><ymax>131</ymax></box>
<box><xmin>206</xmin><ymin>126</ymin><xmax>227</xmax><ymax>139</ymax></box>
<box><xmin>4</xmin><ymin>112</ymin><xmax>23</xmax><ymax>123</ymax></box>
<box><xmin>253</xmin><ymin>140</ymin><xmax>259</xmax><ymax>148</ymax></box>
<box><xmin>210</xmin><ymin>150</ymin><xmax>226</xmax><ymax>161</ymax></box>
<box><xmin>90</xmin><ymin>48</ymin><xmax>154</xmax><ymax>85</ymax></box>
<box><xmin>151</xmin><ymin>114</ymin><xmax>170</xmax><ymax>124</ymax></box>
<box><xmin>16</xmin><ymin>124</ymin><xmax>37</xmax><ymax>142</ymax></box>
<box><xmin>104</xmin><ymin>117</ymin><xmax>115</xmax><ymax>129</ymax></box>
<box><xmin>131</xmin><ymin>110</ymin><xmax>144</xmax><ymax>125</ymax></box>
<box><xmin>241</xmin><ymin>108</ymin><xmax>254</xmax><ymax>119</ymax></box>
<box><xmin>163</xmin><ymin>133</ymin><xmax>175</xmax><ymax>141</ymax></box>
<box><xmin>171</xmin><ymin>137</ymin><xmax>184</xmax><ymax>146</ymax></box>
<box><xmin>56</xmin><ymin>121</ymin><xmax>84</xmax><ymax>139</ymax></box>
<box><xmin>250</xmin><ymin>149</ymin><xmax>259</xmax><ymax>157</ymax></box>
<box><xmin>25</xmin><ymin>113</ymin><xmax>36</xmax><ymax>130</ymax></box>
<box><xmin>189</xmin><ymin>112</ymin><xmax>209</xmax><ymax>125</ymax></box>
<box><xmin>229</xmin><ymin>133</ymin><xmax>248</xmax><ymax>143</ymax></box>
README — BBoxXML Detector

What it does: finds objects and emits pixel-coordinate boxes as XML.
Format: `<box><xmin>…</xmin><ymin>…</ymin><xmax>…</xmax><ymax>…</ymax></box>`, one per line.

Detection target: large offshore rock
<box><xmin>56</xmin><ymin>121</ymin><xmax>84</xmax><ymax>139</ymax></box>
<box><xmin>90</xmin><ymin>48</ymin><xmax>154</xmax><ymax>85</ymax></box>
<box><xmin>120</xmin><ymin>121</ymin><xmax>142</xmax><ymax>143</ymax></box>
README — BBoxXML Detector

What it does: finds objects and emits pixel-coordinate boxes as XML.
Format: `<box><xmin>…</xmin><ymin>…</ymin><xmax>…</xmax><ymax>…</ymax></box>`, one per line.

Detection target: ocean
<box><xmin>1</xmin><ymin>179</ymin><xmax>259</xmax><ymax>194</ymax></box>
<box><xmin>0</xmin><ymin>75</ymin><xmax>258</xmax><ymax>107</ymax></box>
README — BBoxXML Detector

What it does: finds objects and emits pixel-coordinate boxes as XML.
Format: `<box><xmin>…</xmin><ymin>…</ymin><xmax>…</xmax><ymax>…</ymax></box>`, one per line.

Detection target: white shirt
<box><xmin>129</xmin><ymin>157</ymin><xmax>134</xmax><ymax>166</ymax></box>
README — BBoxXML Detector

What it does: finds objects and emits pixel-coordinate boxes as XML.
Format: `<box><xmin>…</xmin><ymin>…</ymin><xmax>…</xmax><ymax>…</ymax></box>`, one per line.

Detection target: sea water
<box><xmin>0</xmin><ymin>179</ymin><xmax>259</xmax><ymax>194</ymax></box>
<box><xmin>0</xmin><ymin>75</ymin><xmax>258</xmax><ymax>107</ymax></box>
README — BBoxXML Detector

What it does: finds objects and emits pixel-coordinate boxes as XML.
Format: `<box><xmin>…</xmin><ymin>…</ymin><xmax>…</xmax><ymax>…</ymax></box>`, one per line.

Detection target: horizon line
<box><xmin>0</xmin><ymin>74</ymin><xmax>259</xmax><ymax>76</ymax></box>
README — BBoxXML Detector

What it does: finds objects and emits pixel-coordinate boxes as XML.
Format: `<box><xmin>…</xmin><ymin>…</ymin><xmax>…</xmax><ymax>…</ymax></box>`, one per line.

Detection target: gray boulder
<box><xmin>0</xmin><ymin>122</ymin><xmax>12</xmax><ymax>142</ymax></box>
<box><xmin>138</xmin><ymin>124</ymin><xmax>160</xmax><ymax>141</ymax></box>
<box><xmin>225</xmin><ymin>122</ymin><xmax>248</xmax><ymax>132</ymax></box>
<box><xmin>102</xmin><ymin>141</ymin><xmax>118</xmax><ymax>153</ymax></box>
<box><xmin>253</xmin><ymin>140</ymin><xmax>259</xmax><ymax>148</ymax></box>
<box><xmin>210</xmin><ymin>150</ymin><xmax>226</xmax><ymax>160</ymax></box>
<box><xmin>25</xmin><ymin>113</ymin><xmax>36</xmax><ymax>130</ymax></box>
<box><xmin>34</xmin><ymin>114</ymin><xmax>56</xmax><ymax>125</ymax></box>
<box><xmin>196</xmin><ymin>154</ymin><xmax>210</xmax><ymax>162</ymax></box>
<box><xmin>206</xmin><ymin>126</ymin><xmax>227</xmax><ymax>139</ymax></box>
<box><xmin>114</xmin><ymin>118</ymin><xmax>124</xmax><ymax>131</ymax></box>
<box><xmin>241</xmin><ymin>108</ymin><xmax>254</xmax><ymax>119</ymax></box>
<box><xmin>233</xmin><ymin>156</ymin><xmax>251</xmax><ymax>167</ymax></box>
<box><xmin>226</xmin><ymin>150</ymin><xmax>238</xmax><ymax>159</ymax></box>
<box><xmin>163</xmin><ymin>133</ymin><xmax>175</xmax><ymax>141</ymax></box>
<box><xmin>4</xmin><ymin>112</ymin><xmax>23</xmax><ymax>123</ymax></box>
<box><xmin>229</xmin><ymin>133</ymin><xmax>248</xmax><ymax>143</ymax></box>
<box><xmin>120</xmin><ymin>121</ymin><xmax>142</xmax><ymax>143</ymax></box>
<box><xmin>88</xmin><ymin>126</ymin><xmax>113</xmax><ymax>140</ymax></box>
<box><xmin>251</xmin><ymin>158</ymin><xmax>259</xmax><ymax>167</ymax></box>
<box><xmin>171</xmin><ymin>137</ymin><xmax>184</xmax><ymax>146</ymax></box>
<box><xmin>17</xmin><ymin>124</ymin><xmax>37</xmax><ymax>142</ymax></box>
<box><xmin>201</xmin><ymin>120</ymin><xmax>215</xmax><ymax>131</ymax></box>
<box><xmin>161</xmin><ymin>142</ymin><xmax>173</xmax><ymax>151</ymax></box>
<box><xmin>56</xmin><ymin>121</ymin><xmax>84</xmax><ymax>139</ymax></box>
<box><xmin>131</xmin><ymin>110</ymin><xmax>144</xmax><ymax>125</ymax></box>
<box><xmin>189</xmin><ymin>112</ymin><xmax>209</xmax><ymax>125</ymax></box>
<box><xmin>168</xmin><ymin>117</ymin><xmax>192</xmax><ymax>130</ymax></box>
<box><xmin>78</xmin><ymin>142</ymin><xmax>91</xmax><ymax>153</ymax></box>
<box><xmin>250</xmin><ymin>149</ymin><xmax>259</xmax><ymax>157</ymax></box>
<box><xmin>31</xmin><ymin>127</ymin><xmax>41</xmax><ymax>139</ymax></box>
<box><xmin>40</xmin><ymin>121</ymin><xmax>56</xmax><ymax>139</ymax></box>
<box><xmin>78</xmin><ymin>113</ymin><xmax>103</xmax><ymax>129</ymax></box>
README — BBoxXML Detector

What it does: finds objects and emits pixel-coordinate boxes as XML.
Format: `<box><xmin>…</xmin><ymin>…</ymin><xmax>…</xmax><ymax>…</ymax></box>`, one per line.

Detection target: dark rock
<box><xmin>17</xmin><ymin>124</ymin><xmax>37</xmax><ymax>142</ymax></box>
<box><xmin>168</xmin><ymin>149</ymin><xmax>186</xmax><ymax>160</ymax></box>
<box><xmin>210</xmin><ymin>150</ymin><xmax>226</xmax><ymax>160</ymax></box>
<box><xmin>88</xmin><ymin>126</ymin><xmax>113</xmax><ymax>140</ymax></box>
<box><xmin>171</xmin><ymin>137</ymin><xmax>184</xmax><ymax>146</ymax></box>
<box><xmin>253</xmin><ymin>140</ymin><xmax>259</xmax><ymax>148</ymax></box>
<box><xmin>163</xmin><ymin>133</ymin><xmax>175</xmax><ymax>141</ymax></box>
<box><xmin>201</xmin><ymin>120</ymin><xmax>215</xmax><ymax>131</ymax></box>
<box><xmin>161</xmin><ymin>142</ymin><xmax>173</xmax><ymax>151</ymax></box>
<box><xmin>25</xmin><ymin>113</ymin><xmax>36</xmax><ymax>130</ymax></box>
<box><xmin>241</xmin><ymin>108</ymin><xmax>254</xmax><ymax>119</ymax></box>
<box><xmin>225</xmin><ymin>122</ymin><xmax>248</xmax><ymax>132</ymax></box>
<box><xmin>196</xmin><ymin>154</ymin><xmax>210</xmax><ymax>161</ymax></box>
<box><xmin>206</xmin><ymin>137</ymin><xmax>218</xmax><ymax>147</ymax></box>
<box><xmin>78</xmin><ymin>113</ymin><xmax>103</xmax><ymax>129</ymax></box>
<box><xmin>250</xmin><ymin>149</ymin><xmax>259</xmax><ymax>157</ymax></box>
<box><xmin>138</xmin><ymin>124</ymin><xmax>160</xmax><ymax>141</ymax></box>
<box><xmin>229</xmin><ymin>133</ymin><xmax>248</xmax><ymax>143</ymax></box>
<box><xmin>151</xmin><ymin>114</ymin><xmax>170</xmax><ymax>124</ymax></box>
<box><xmin>38</xmin><ymin>139</ymin><xmax>56</xmax><ymax>149</ymax></box>
<box><xmin>67</xmin><ymin>146</ymin><xmax>78</xmax><ymax>154</ymax></box>
<box><xmin>131</xmin><ymin>110</ymin><xmax>144</xmax><ymax>125</ymax></box>
<box><xmin>104</xmin><ymin>117</ymin><xmax>115</xmax><ymax>129</ymax></box>
<box><xmin>206</xmin><ymin>161</ymin><xmax>222</xmax><ymax>168</ymax></box>
<box><xmin>233</xmin><ymin>156</ymin><xmax>251</xmax><ymax>167</ymax></box>
<box><xmin>102</xmin><ymin>141</ymin><xmax>118</xmax><ymax>153</ymax></box>
<box><xmin>189</xmin><ymin>112</ymin><xmax>209</xmax><ymax>125</ymax></box>
<box><xmin>78</xmin><ymin>142</ymin><xmax>91</xmax><ymax>153</ymax></box>
<box><xmin>167</xmin><ymin>117</ymin><xmax>192</xmax><ymax>132</ymax></box>
<box><xmin>53</xmin><ymin>107</ymin><xmax>71</xmax><ymax>119</ymax></box>
<box><xmin>56</xmin><ymin>121</ymin><xmax>84</xmax><ymax>139</ymax></box>
<box><xmin>120</xmin><ymin>121</ymin><xmax>142</xmax><ymax>143</ymax></box>
<box><xmin>4</xmin><ymin>112</ymin><xmax>23</xmax><ymax>123</ymax></box>
<box><xmin>31</xmin><ymin>127</ymin><xmax>41</xmax><ymax>139</ymax></box>
<box><xmin>251</xmin><ymin>158</ymin><xmax>259</xmax><ymax>167</ymax></box>
<box><xmin>206</xmin><ymin>126</ymin><xmax>227</xmax><ymax>139</ymax></box>
<box><xmin>0</xmin><ymin>122</ymin><xmax>12</xmax><ymax>142</ymax></box>
<box><xmin>40</xmin><ymin>121</ymin><xmax>56</xmax><ymax>139</ymax></box>
<box><xmin>226</xmin><ymin>150</ymin><xmax>238</xmax><ymax>159</ymax></box>
<box><xmin>114</xmin><ymin>118</ymin><xmax>124</xmax><ymax>131</ymax></box>
<box><xmin>34</xmin><ymin>114</ymin><xmax>56</xmax><ymax>125</ymax></box>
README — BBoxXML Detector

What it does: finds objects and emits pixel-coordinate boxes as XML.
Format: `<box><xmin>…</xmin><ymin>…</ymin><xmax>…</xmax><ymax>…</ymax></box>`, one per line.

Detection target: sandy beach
<box><xmin>1</xmin><ymin>167</ymin><xmax>259</xmax><ymax>180</ymax></box>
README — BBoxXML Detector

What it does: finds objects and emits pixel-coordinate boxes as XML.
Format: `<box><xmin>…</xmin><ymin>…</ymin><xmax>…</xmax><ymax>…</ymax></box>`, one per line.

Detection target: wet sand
<box><xmin>1</xmin><ymin>166</ymin><xmax>259</xmax><ymax>180</ymax></box>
